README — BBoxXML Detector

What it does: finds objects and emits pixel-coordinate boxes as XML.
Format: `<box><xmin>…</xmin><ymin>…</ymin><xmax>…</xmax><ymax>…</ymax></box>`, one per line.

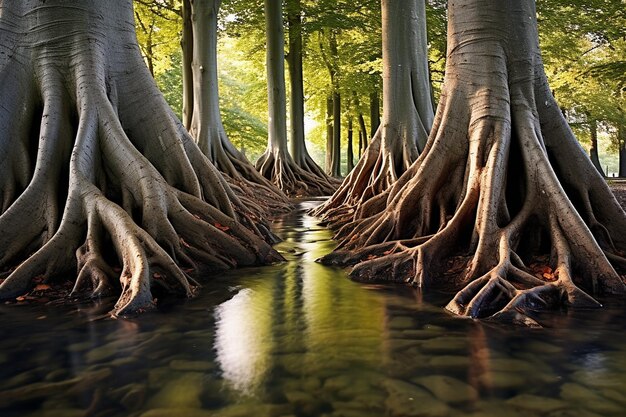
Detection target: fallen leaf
<box><xmin>214</xmin><ymin>223</ymin><xmax>230</xmax><ymax>232</ymax></box>
<box><xmin>34</xmin><ymin>284</ymin><xmax>51</xmax><ymax>291</ymax></box>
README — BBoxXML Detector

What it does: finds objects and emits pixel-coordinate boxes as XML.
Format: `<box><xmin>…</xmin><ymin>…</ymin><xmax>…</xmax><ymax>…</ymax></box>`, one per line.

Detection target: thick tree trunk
<box><xmin>321</xmin><ymin>0</ymin><xmax>626</xmax><ymax>326</ymax></box>
<box><xmin>256</xmin><ymin>0</ymin><xmax>333</xmax><ymax>196</ymax></box>
<box><xmin>314</xmin><ymin>0</ymin><xmax>434</xmax><ymax>226</ymax></box>
<box><xmin>286</xmin><ymin>0</ymin><xmax>338</xmax><ymax>195</ymax></box>
<box><xmin>0</xmin><ymin>0</ymin><xmax>282</xmax><ymax>316</ymax></box>
<box><xmin>187</xmin><ymin>0</ymin><xmax>290</xmax><ymax>210</ymax></box>
<box><xmin>588</xmin><ymin>119</ymin><xmax>604</xmax><ymax>176</ymax></box>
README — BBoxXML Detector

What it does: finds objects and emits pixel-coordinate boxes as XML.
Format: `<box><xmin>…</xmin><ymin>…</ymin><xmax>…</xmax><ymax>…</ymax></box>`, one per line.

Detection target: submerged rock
<box><xmin>383</xmin><ymin>378</ymin><xmax>450</xmax><ymax>417</ymax></box>
<box><xmin>147</xmin><ymin>372</ymin><xmax>205</xmax><ymax>409</ymax></box>
<box><xmin>412</xmin><ymin>375</ymin><xmax>478</xmax><ymax>404</ymax></box>
<box><xmin>506</xmin><ymin>394</ymin><xmax>567</xmax><ymax>413</ymax></box>
<box><xmin>560</xmin><ymin>382</ymin><xmax>624</xmax><ymax>414</ymax></box>
<box><xmin>169</xmin><ymin>359</ymin><xmax>214</xmax><ymax>372</ymax></box>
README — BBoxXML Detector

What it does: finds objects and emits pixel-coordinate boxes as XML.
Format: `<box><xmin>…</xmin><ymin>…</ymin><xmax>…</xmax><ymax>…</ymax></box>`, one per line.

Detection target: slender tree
<box><xmin>184</xmin><ymin>0</ymin><xmax>291</xmax><ymax>211</ymax></box>
<box><xmin>256</xmin><ymin>0</ymin><xmax>337</xmax><ymax>196</ymax></box>
<box><xmin>286</xmin><ymin>0</ymin><xmax>338</xmax><ymax>195</ymax></box>
<box><xmin>0</xmin><ymin>0</ymin><xmax>282</xmax><ymax>316</ymax></box>
<box><xmin>323</xmin><ymin>0</ymin><xmax>626</xmax><ymax>326</ymax></box>
<box><xmin>314</xmin><ymin>0</ymin><xmax>434</xmax><ymax>227</ymax></box>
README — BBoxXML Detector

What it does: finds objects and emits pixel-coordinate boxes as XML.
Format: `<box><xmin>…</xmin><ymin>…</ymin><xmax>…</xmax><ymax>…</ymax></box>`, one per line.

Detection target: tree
<box><xmin>255</xmin><ymin>0</ymin><xmax>337</xmax><ymax>196</ymax></box>
<box><xmin>182</xmin><ymin>0</ymin><xmax>291</xmax><ymax>211</ymax></box>
<box><xmin>321</xmin><ymin>0</ymin><xmax>626</xmax><ymax>326</ymax></box>
<box><xmin>314</xmin><ymin>0</ymin><xmax>434</xmax><ymax>227</ymax></box>
<box><xmin>285</xmin><ymin>0</ymin><xmax>338</xmax><ymax>195</ymax></box>
<box><xmin>0</xmin><ymin>0</ymin><xmax>282</xmax><ymax>316</ymax></box>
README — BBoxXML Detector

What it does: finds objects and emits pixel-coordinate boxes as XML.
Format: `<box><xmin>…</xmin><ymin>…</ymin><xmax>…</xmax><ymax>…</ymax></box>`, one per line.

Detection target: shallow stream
<box><xmin>1</xmin><ymin>200</ymin><xmax>625</xmax><ymax>417</ymax></box>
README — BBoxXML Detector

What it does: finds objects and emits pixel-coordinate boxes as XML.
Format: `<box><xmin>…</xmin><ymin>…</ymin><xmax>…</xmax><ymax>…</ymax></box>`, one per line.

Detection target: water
<box><xmin>1</xmin><ymin>200</ymin><xmax>626</xmax><ymax>417</ymax></box>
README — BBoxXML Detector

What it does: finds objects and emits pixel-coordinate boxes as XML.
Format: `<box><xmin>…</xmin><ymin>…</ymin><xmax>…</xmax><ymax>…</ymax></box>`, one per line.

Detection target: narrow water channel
<box><xmin>1</xmin><ymin>200</ymin><xmax>625</xmax><ymax>417</ymax></box>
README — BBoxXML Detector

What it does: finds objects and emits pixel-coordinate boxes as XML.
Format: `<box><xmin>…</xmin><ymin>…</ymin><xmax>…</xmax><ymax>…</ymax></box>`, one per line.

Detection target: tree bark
<box><xmin>0</xmin><ymin>0</ymin><xmax>282</xmax><ymax>316</ymax></box>
<box><xmin>321</xmin><ymin>0</ymin><xmax>626</xmax><ymax>326</ymax></box>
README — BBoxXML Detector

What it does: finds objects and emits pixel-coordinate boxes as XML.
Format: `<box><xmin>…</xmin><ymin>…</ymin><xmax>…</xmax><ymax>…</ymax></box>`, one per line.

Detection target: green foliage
<box><xmin>133</xmin><ymin>0</ymin><xmax>182</xmax><ymax>76</ymax></box>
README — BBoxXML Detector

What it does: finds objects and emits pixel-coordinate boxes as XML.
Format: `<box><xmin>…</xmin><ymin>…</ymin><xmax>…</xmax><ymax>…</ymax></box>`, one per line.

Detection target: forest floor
<box><xmin>609</xmin><ymin>181</ymin><xmax>626</xmax><ymax>210</ymax></box>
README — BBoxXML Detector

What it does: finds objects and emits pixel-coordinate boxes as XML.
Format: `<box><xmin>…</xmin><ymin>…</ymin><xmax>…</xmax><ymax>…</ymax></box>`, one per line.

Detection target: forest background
<box><xmin>134</xmin><ymin>0</ymin><xmax>626</xmax><ymax>177</ymax></box>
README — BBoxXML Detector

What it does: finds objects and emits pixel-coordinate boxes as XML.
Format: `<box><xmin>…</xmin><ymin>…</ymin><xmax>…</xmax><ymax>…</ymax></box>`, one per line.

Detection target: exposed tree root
<box><xmin>318</xmin><ymin>1</ymin><xmax>626</xmax><ymax>325</ymax></box>
<box><xmin>0</xmin><ymin>1</ymin><xmax>283</xmax><ymax>316</ymax></box>
<box><xmin>255</xmin><ymin>149</ymin><xmax>339</xmax><ymax>197</ymax></box>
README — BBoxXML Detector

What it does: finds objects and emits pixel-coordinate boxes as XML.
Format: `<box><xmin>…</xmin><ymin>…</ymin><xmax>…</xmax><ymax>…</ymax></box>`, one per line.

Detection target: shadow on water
<box><xmin>1</xmin><ymin>200</ymin><xmax>626</xmax><ymax>416</ymax></box>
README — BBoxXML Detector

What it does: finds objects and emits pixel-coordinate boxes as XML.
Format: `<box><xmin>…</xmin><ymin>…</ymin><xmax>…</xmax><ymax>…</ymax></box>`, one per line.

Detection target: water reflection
<box><xmin>214</xmin><ymin>283</ymin><xmax>275</xmax><ymax>394</ymax></box>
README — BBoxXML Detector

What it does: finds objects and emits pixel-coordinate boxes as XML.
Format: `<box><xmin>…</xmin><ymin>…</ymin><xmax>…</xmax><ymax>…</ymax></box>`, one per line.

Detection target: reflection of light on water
<box><xmin>214</xmin><ymin>288</ymin><xmax>273</xmax><ymax>394</ymax></box>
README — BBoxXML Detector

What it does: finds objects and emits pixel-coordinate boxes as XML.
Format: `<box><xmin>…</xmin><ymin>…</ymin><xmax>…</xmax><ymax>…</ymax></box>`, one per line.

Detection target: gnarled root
<box><xmin>313</xmin><ymin>129</ymin><xmax>418</xmax><ymax>230</ymax></box>
<box><xmin>319</xmin><ymin>86</ymin><xmax>626</xmax><ymax>325</ymax></box>
<box><xmin>255</xmin><ymin>148</ymin><xmax>338</xmax><ymax>197</ymax></box>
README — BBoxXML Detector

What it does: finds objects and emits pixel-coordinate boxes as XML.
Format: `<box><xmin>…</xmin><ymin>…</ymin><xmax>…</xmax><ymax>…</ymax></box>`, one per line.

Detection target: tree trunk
<box><xmin>285</xmin><ymin>0</ymin><xmax>338</xmax><ymax>194</ymax></box>
<box><xmin>321</xmin><ymin>0</ymin><xmax>626</xmax><ymax>326</ymax></box>
<box><xmin>256</xmin><ymin>0</ymin><xmax>334</xmax><ymax>196</ymax></box>
<box><xmin>314</xmin><ymin>0</ymin><xmax>435</xmax><ymax>226</ymax></box>
<box><xmin>617</xmin><ymin>125</ymin><xmax>626</xmax><ymax>178</ymax></box>
<box><xmin>370</xmin><ymin>91</ymin><xmax>380</xmax><ymax>141</ymax></box>
<box><xmin>326</xmin><ymin>94</ymin><xmax>333</xmax><ymax>173</ymax></box>
<box><xmin>331</xmin><ymin>90</ymin><xmax>342</xmax><ymax>177</ymax></box>
<box><xmin>358</xmin><ymin>112</ymin><xmax>368</xmax><ymax>151</ymax></box>
<box><xmin>347</xmin><ymin>118</ymin><xmax>355</xmax><ymax>172</ymax></box>
<box><xmin>187</xmin><ymin>0</ymin><xmax>289</xmax><ymax>209</ymax></box>
<box><xmin>588</xmin><ymin>119</ymin><xmax>604</xmax><ymax>176</ymax></box>
<box><xmin>181</xmin><ymin>0</ymin><xmax>193</xmax><ymax>130</ymax></box>
<box><xmin>0</xmin><ymin>0</ymin><xmax>282</xmax><ymax>316</ymax></box>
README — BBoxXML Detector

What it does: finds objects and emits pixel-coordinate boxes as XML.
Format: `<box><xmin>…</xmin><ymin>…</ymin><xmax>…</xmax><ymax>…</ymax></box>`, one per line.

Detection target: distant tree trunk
<box><xmin>358</xmin><ymin>112</ymin><xmax>368</xmax><ymax>150</ymax></box>
<box><xmin>358</xmin><ymin>130</ymin><xmax>364</xmax><ymax>159</ymax></box>
<box><xmin>370</xmin><ymin>90</ymin><xmax>380</xmax><ymax>141</ymax></box>
<box><xmin>322</xmin><ymin>0</ymin><xmax>626</xmax><ymax>326</ymax></box>
<box><xmin>315</xmin><ymin>0</ymin><xmax>434</xmax><ymax>225</ymax></box>
<box><xmin>256</xmin><ymin>0</ymin><xmax>335</xmax><ymax>196</ymax></box>
<box><xmin>181</xmin><ymin>0</ymin><xmax>193</xmax><ymax>130</ymax></box>
<box><xmin>0</xmin><ymin>0</ymin><xmax>282</xmax><ymax>316</ymax></box>
<box><xmin>331</xmin><ymin>90</ymin><xmax>342</xmax><ymax>177</ymax></box>
<box><xmin>187</xmin><ymin>0</ymin><xmax>289</xmax><ymax>211</ymax></box>
<box><xmin>588</xmin><ymin>119</ymin><xmax>604</xmax><ymax>176</ymax></box>
<box><xmin>286</xmin><ymin>0</ymin><xmax>337</xmax><ymax>194</ymax></box>
<box><xmin>617</xmin><ymin>124</ymin><xmax>626</xmax><ymax>178</ymax></box>
<box><xmin>326</xmin><ymin>95</ymin><xmax>333</xmax><ymax>173</ymax></box>
<box><xmin>347</xmin><ymin>118</ymin><xmax>355</xmax><ymax>171</ymax></box>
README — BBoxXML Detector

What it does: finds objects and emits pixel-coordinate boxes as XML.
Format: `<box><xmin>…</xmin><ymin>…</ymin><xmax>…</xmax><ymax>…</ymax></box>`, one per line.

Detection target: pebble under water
<box><xmin>1</xmin><ymin>200</ymin><xmax>626</xmax><ymax>417</ymax></box>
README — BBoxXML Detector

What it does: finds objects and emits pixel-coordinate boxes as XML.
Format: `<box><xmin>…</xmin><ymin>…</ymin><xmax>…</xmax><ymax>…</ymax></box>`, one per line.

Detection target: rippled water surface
<box><xmin>1</xmin><ymin>200</ymin><xmax>626</xmax><ymax>417</ymax></box>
